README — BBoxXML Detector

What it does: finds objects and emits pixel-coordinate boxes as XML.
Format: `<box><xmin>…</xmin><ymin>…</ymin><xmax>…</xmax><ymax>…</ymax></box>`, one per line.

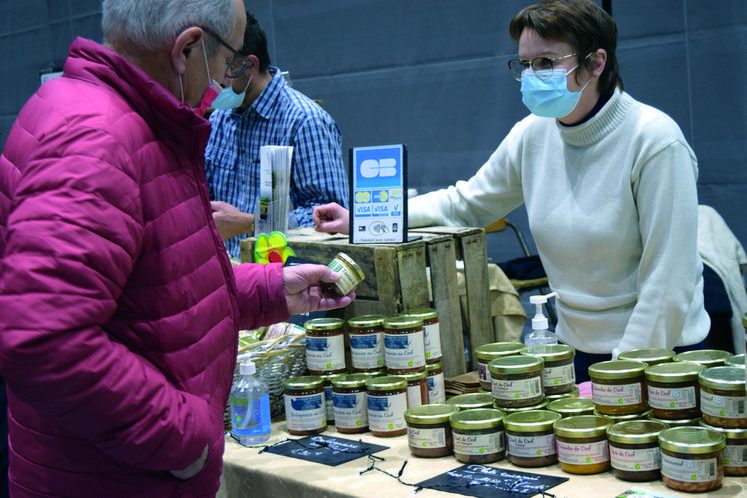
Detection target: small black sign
<box><xmin>264</xmin><ymin>435</ymin><xmax>389</xmax><ymax>466</ymax></box>
<box><xmin>415</xmin><ymin>464</ymin><xmax>568</xmax><ymax>498</ymax></box>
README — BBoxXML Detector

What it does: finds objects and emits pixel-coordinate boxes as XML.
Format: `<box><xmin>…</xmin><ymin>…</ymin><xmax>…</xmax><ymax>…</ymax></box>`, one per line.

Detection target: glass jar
<box><xmin>283</xmin><ymin>376</ymin><xmax>326</xmax><ymax>435</ymax></box>
<box><xmin>618</xmin><ymin>348</ymin><xmax>675</xmax><ymax>366</ymax></box>
<box><xmin>489</xmin><ymin>355</ymin><xmax>544</xmax><ymax>408</ymax></box>
<box><xmin>522</xmin><ymin>344</ymin><xmax>575</xmax><ymax>395</ymax></box>
<box><xmin>331</xmin><ymin>373</ymin><xmax>369</xmax><ymax>434</ymax></box>
<box><xmin>404</xmin><ymin>404</ymin><xmax>458</xmax><ymax>458</ymax></box>
<box><xmin>647</xmin><ymin>412</ymin><xmax>702</xmax><ymax>427</ymax></box>
<box><xmin>724</xmin><ymin>354</ymin><xmax>745</xmax><ymax>367</ymax></box>
<box><xmin>674</xmin><ymin>349</ymin><xmax>733</xmax><ymax>368</ymax></box>
<box><xmin>645</xmin><ymin>361</ymin><xmax>704</xmax><ymax>420</ymax></box>
<box><xmin>589</xmin><ymin>360</ymin><xmax>648</xmax><ymax>415</ymax></box>
<box><xmin>474</xmin><ymin>342</ymin><xmax>527</xmax><ymax>391</ymax></box>
<box><xmin>403</xmin><ymin>308</ymin><xmax>442</xmax><ymax>364</ymax></box>
<box><xmin>593</xmin><ymin>408</ymin><xmax>651</xmax><ymax>424</ymax></box>
<box><xmin>366</xmin><ymin>375</ymin><xmax>408</xmax><ymax>437</ymax></box>
<box><xmin>544</xmin><ymin>385</ymin><xmax>580</xmax><ymax>402</ymax></box>
<box><xmin>699</xmin><ymin>420</ymin><xmax>747</xmax><ymax>476</ymax></box>
<box><xmin>450</xmin><ymin>408</ymin><xmax>506</xmax><ymax>464</ymax></box>
<box><xmin>607</xmin><ymin>420</ymin><xmax>668</xmax><ymax>482</ymax></box>
<box><xmin>426</xmin><ymin>360</ymin><xmax>446</xmax><ymax>404</ymax></box>
<box><xmin>321</xmin><ymin>373</ymin><xmax>346</xmax><ymax>423</ymax></box>
<box><xmin>447</xmin><ymin>392</ymin><xmax>494</xmax><ymax>411</ymax></box>
<box><xmin>554</xmin><ymin>415</ymin><xmax>612</xmax><ymax>474</ymax></box>
<box><xmin>399</xmin><ymin>369</ymin><xmax>429</xmax><ymax>408</ymax></box>
<box><xmin>699</xmin><ymin>366</ymin><xmax>747</xmax><ymax>428</ymax></box>
<box><xmin>382</xmin><ymin>316</ymin><xmax>426</xmax><ymax>373</ymax></box>
<box><xmin>347</xmin><ymin>314</ymin><xmax>387</xmax><ymax>372</ymax></box>
<box><xmin>325</xmin><ymin>252</ymin><xmax>364</xmax><ymax>296</ymax></box>
<box><xmin>498</xmin><ymin>399</ymin><xmax>548</xmax><ymax>415</ymax></box>
<box><xmin>304</xmin><ymin>317</ymin><xmax>346</xmax><ymax>375</ymax></box>
<box><xmin>547</xmin><ymin>397</ymin><xmax>595</xmax><ymax>418</ymax></box>
<box><xmin>659</xmin><ymin>426</ymin><xmax>725</xmax><ymax>493</ymax></box>
<box><xmin>504</xmin><ymin>410</ymin><xmax>561</xmax><ymax>467</ymax></box>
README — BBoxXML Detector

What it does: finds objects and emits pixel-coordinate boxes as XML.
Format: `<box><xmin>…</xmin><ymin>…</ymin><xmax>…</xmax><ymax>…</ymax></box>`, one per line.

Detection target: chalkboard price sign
<box><xmin>264</xmin><ymin>435</ymin><xmax>389</xmax><ymax>466</ymax></box>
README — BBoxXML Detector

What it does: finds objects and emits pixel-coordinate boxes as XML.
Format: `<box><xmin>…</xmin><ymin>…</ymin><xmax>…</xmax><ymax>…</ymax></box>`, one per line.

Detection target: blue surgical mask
<box><xmin>211</xmin><ymin>75</ymin><xmax>252</xmax><ymax>110</ymax></box>
<box><xmin>520</xmin><ymin>66</ymin><xmax>589</xmax><ymax>118</ymax></box>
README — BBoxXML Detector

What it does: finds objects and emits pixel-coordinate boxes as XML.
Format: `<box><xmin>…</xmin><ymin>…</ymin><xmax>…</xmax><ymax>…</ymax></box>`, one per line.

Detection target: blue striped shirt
<box><xmin>205</xmin><ymin>68</ymin><xmax>348</xmax><ymax>258</ymax></box>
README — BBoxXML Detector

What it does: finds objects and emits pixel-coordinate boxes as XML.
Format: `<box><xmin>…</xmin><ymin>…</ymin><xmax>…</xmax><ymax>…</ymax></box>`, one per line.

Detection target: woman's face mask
<box><xmin>520</xmin><ymin>66</ymin><xmax>589</xmax><ymax>119</ymax></box>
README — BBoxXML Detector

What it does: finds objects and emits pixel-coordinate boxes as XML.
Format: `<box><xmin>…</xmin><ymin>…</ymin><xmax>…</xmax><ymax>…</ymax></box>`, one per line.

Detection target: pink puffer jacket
<box><xmin>0</xmin><ymin>38</ymin><xmax>289</xmax><ymax>497</ymax></box>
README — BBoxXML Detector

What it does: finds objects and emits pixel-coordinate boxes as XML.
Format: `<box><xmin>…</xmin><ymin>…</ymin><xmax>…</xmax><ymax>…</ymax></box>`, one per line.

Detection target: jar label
<box><xmin>306</xmin><ymin>334</ymin><xmax>346</xmax><ymax>371</ymax></box>
<box><xmin>423</xmin><ymin>322</ymin><xmax>442</xmax><ymax>360</ymax></box>
<box><xmin>427</xmin><ymin>371</ymin><xmax>446</xmax><ymax>404</ymax></box>
<box><xmin>610</xmin><ymin>445</ymin><xmax>661</xmax><ymax>471</ymax></box>
<box><xmin>350</xmin><ymin>333</ymin><xmax>385</xmax><ymax>369</ymax></box>
<box><xmin>367</xmin><ymin>392</ymin><xmax>407</xmax><ymax>432</ymax></box>
<box><xmin>700</xmin><ymin>391</ymin><xmax>747</xmax><ymax>419</ymax></box>
<box><xmin>453</xmin><ymin>430</ymin><xmax>505</xmax><ymax>455</ymax></box>
<box><xmin>407</xmin><ymin>426</ymin><xmax>447</xmax><ymax>449</ymax></box>
<box><xmin>477</xmin><ymin>362</ymin><xmax>489</xmax><ymax>384</ymax></box>
<box><xmin>407</xmin><ymin>384</ymin><xmax>424</xmax><ymax>408</ymax></box>
<box><xmin>284</xmin><ymin>393</ymin><xmax>326</xmax><ymax>430</ymax></box>
<box><xmin>648</xmin><ymin>385</ymin><xmax>697</xmax><ymax>410</ymax></box>
<box><xmin>333</xmin><ymin>391</ymin><xmax>368</xmax><ymax>429</ymax></box>
<box><xmin>557</xmin><ymin>440</ymin><xmax>609</xmax><ymax>465</ymax></box>
<box><xmin>724</xmin><ymin>443</ymin><xmax>747</xmax><ymax>467</ymax></box>
<box><xmin>384</xmin><ymin>330</ymin><xmax>426</xmax><ymax>369</ymax></box>
<box><xmin>591</xmin><ymin>381</ymin><xmax>643</xmax><ymax>406</ymax></box>
<box><xmin>543</xmin><ymin>364</ymin><xmax>575</xmax><ymax>388</ymax></box>
<box><xmin>491</xmin><ymin>376</ymin><xmax>543</xmax><ymax>400</ymax></box>
<box><xmin>328</xmin><ymin>258</ymin><xmax>360</xmax><ymax>294</ymax></box>
<box><xmin>324</xmin><ymin>385</ymin><xmax>335</xmax><ymax>420</ymax></box>
<box><xmin>507</xmin><ymin>433</ymin><xmax>556</xmax><ymax>458</ymax></box>
<box><xmin>661</xmin><ymin>454</ymin><xmax>718</xmax><ymax>482</ymax></box>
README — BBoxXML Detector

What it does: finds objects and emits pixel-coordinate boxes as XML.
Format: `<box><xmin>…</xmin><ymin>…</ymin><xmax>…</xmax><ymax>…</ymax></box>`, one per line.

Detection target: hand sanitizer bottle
<box><xmin>525</xmin><ymin>292</ymin><xmax>558</xmax><ymax>351</ymax></box>
<box><xmin>230</xmin><ymin>360</ymin><xmax>271</xmax><ymax>445</ymax></box>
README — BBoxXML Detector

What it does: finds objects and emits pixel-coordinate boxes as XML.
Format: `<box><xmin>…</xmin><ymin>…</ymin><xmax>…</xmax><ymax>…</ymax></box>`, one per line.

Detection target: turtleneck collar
<box><xmin>556</xmin><ymin>87</ymin><xmax>632</xmax><ymax>147</ymax></box>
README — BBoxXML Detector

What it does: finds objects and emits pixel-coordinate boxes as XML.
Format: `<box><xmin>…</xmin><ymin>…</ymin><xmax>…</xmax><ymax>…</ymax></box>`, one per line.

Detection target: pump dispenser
<box><xmin>525</xmin><ymin>291</ymin><xmax>558</xmax><ymax>349</ymax></box>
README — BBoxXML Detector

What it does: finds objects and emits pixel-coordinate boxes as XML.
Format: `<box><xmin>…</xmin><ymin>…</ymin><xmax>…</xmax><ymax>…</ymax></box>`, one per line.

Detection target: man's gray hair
<box><xmin>101</xmin><ymin>0</ymin><xmax>237</xmax><ymax>56</ymax></box>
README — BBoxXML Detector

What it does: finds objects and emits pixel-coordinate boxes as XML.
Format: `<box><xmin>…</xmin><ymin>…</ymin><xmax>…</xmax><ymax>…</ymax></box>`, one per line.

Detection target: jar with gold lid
<box><xmin>366</xmin><ymin>375</ymin><xmax>408</xmax><ymax>437</ymax></box>
<box><xmin>647</xmin><ymin>412</ymin><xmax>702</xmax><ymax>427</ymax></box>
<box><xmin>593</xmin><ymin>408</ymin><xmax>651</xmax><ymax>424</ymax></box>
<box><xmin>347</xmin><ymin>314</ymin><xmax>387</xmax><ymax>372</ymax></box>
<box><xmin>498</xmin><ymin>399</ymin><xmax>548</xmax><ymax>415</ymax></box>
<box><xmin>404</xmin><ymin>404</ymin><xmax>458</xmax><ymax>457</ymax></box>
<box><xmin>321</xmin><ymin>372</ymin><xmax>346</xmax><ymax>423</ymax></box>
<box><xmin>325</xmin><ymin>252</ymin><xmax>364</xmax><ymax>296</ymax></box>
<box><xmin>382</xmin><ymin>316</ymin><xmax>425</xmax><ymax>373</ymax></box>
<box><xmin>607</xmin><ymin>420</ymin><xmax>668</xmax><ymax>482</ymax></box>
<box><xmin>489</xmin><ymin>354</ymin><xmax>544</xmax><ymax>408</ymax></box>
<box><xmin>544</xmin><ymin>385</ymin><xmax>580</xmax><ymax>402</ymax></box>
<box><xmin>589</xmin><ymin>360</ymin><xmax>648</xmax><ymax>415</ymax></box>
<box><xmin>521</xmin><ymin>344</ymin><xmax>575</xmax><ymax>395</ymax></box>
<box><xmin>399</xmin><ymin>369</ymin><xmax>429</xmax><ymax>408</ymax></box>
<box><xmin>474</xmin><ymin>342</ymin><xmax>526</xmax><ymax>391</ymax></box>
<box><xmin>547</xmin><ymin>397</ymin><xmax>595</xmax><ymax>418</ymax></box>
<box><xmin>724</xmin><ymin>354</ymin><xmax>745</xmax><ymax>367</ymax></box>
<box><xmin>618</xmin><ymin>348</ymin><xmax>675</xmax><ymax>366</ymax></box>
<box><xmin>425</xmin><ymin>360</ymin><xmax>446</xmax><ymax>404</ymax></box>
<box><xmin>305</xmin><ymin>318</ymin><xmax>346</xmax><ymax>375</ymax></box>
<box><xmin>554</xmin><ymin>415</ymin><xmax>612</xmax><ymax>474</ymax></box>
<box><xmin>699</xmin><ymin>420</ymin><xmax>747</xmax><ymax>476</ymax></box>
<box><xmin>504</xmin><ymin>410</ymin><xmax>561</xmax><ymax>467</ymax></box>
<box><xmin>659</xmin><ymin>426</ymin><xmax>725</xmax><ymax>493</ymax></box>
<box><xmin>447</xmin><ymin>392</ymin><xmax>494</xmax><ymax>411</ymax></box>
<box><xmin>331</xmin><ymin>373</ymin><xmax>370</xmax><ymax>434</ymax></box>
<box><xmin>450</xmin><ymin>408</ymin><xmax>506</xmax><ymax>463</ymax></box>
<box><xmin>699</xmin><ymin>366</ymin><xmax>747</xmax><ymax>428</ymax></box>
<box><xmin>674</xmin><ymin>349</ymin><xmax>733</xmax><ymax>368</ymax></box>
<box><xmin>402</xmin><ymin>308</ymin><xmax>442</xmax><ymax>364</ymax></box>
<box><xmin>645</xmin><ymin>361</ymin><xmax>704</xmax><ymax>420</ymax></box>
<box><xmin>283</xmin><ymin>376</ymin><xmax>327</xmax><ymax>435</ymax></box>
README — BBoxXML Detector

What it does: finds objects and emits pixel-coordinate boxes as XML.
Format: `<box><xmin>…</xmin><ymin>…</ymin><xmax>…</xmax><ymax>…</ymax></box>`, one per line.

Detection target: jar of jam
<box><xmin>724</xmin><ymin>354</ymin><xmax>745</xmax><ymax>367</ymax></box>
<box><xmin>366</xmin><ymin>375</ymin><xmax>408</xmax><ymax>437</ymax></box>
<box><xmin>402</xmin><ymin>308</ymin><xmax>442</xmax><ymax>364</ymax></box>
<box><xmin>331</xmin><ymin>373</ymin><xmax>369</xmax><ymax>434</ymax></box>
<box><xmin>521</xmin><ymin>344</ymin><xmax>575</xmax><ymax>395</ymax></box>
<box><xmin>304</xmin><ymin>318</ymin><xmax>346</xmax><ymax>375</ymax></box>
<box><xmin>699</xmin><ymin>366</ymin><xmax>747</xmax><ymax>428</ymax></box>
<box><xmin>382</xmin><ymin>316</ymin><xmax>425</xmax><ymax>373</ymax></box>
<box><xmin>474</xmin><ymin>342</ymin><xmax>527</xmax><ymax>391</ymax></box>
<box><xmin>447</xmin><ymin>392</ymin><xmax>494</xmax><ymax>411</ymax></box>
<box><xmin>404</xmin><ymin>404</ymin><xmax>458</xmax><ymax>457</ymax></box>
<box><xmin>544</xmin><ymin>385</ymin><xmax>580</xmax><ymax>402</ymax></box>
<box><xmin>347</xmin><ymin>314</ymin><xmax>387</xmax><ymax>372</ymax></box>
<box><xmin>283</xmin><ymin>376</ymin><xmax>326</xmax><ymax>435</ymax></box>
<box><xmin>607</xmin><ymin>420</ymin><xmax>668</xmax><ymax>482</ymax></box>
<box><xmin>321</xmin><ymin>373</ymin><xmax>346</xmax><ymax>423</ymax></box>
<box><xmin>399</xmin><ymin>369</ymin><xmax>429</xmax><ymax>408</ymax></box>
<box><xmin>659</xmin><ymin>426</ymin><xmax>725</xmax><ymax>493</ymax></box>
<box><xmin>554</xmin><ymin>415</ymin><xmax>612</xmax><ymax>474</ymax></box>
<box><xmin>450</xmin><ymin>408</ymin><xmax>506</xmax><ymax>463</ymax></box>
<box><xmin>645</xmin><ymin>361</ymin><xmax>704</xmax><ymax>420</ymax></box>
<box><xmin>547</xmin><ymin>397</ymin><xmax>595</xmax><ymax>418</ymax></box>
<box><xmin>699</xmin><ymin>420</ymin><xmax>747</xmax><ymax>476</ymax></box>
<box><xmin>674</xmin><ymin>349</ymin><xmax>733</xmax><ymax>368</ymax></box>
<box><xmin>489</xmin><ymin>355</ymin><xmax>544</xmax><ymax>408</ymax></box>
<box><xmin>325</xmin><ymin>252</ymin><xmax>364</xmax><ymax>296</ymax></box>
<box><xmin>426</xmin><ymin>360</ymin><xmax>446</xmax><ymax>404</ymax></box>
<box><xmin>504</xmin><ymin>410</ymin><xmax>561</xmax><ymax>467</ymax></box>
<box><xmin>589</xmin><ymin>360</ymin><xmax>648</xmax><ymax>415</ymax></box>
<box><xmin>618</xmin><ymin>348</ymin><xmax>675</xmax><ymax>366</ymax></box>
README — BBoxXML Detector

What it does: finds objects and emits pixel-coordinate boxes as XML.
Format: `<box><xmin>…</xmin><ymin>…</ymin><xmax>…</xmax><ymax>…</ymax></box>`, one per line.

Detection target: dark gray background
<box><xmin>0</xmin><ymin>0</ymin><xmax>744</xmax><ymax>266</ymax></box>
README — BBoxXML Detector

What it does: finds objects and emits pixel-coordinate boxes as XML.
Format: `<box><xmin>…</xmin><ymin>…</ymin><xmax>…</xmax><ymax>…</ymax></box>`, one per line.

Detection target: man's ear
<box><xmin>171</xmin><ymin>27</ymin><xmax>205</xmax><ymax>74</ymax></box>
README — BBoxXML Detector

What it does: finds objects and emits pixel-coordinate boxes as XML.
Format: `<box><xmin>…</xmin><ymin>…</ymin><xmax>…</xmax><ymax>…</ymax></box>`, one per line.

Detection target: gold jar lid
<box><xmin>488</xmin><ymin>354</ymin><xmax>544</xmax><ymax>375</ymax></box>
<box><xmin>645</xmin><ymin>360</ymin><xmax>705</xmax><ymax>383</ymax></box>
<box><xmin>504</xmin><ymin>409</ymin><xmax>561</xmax><ymax>432</ymax></box>
<box><xmin>398</xmin><ymin>370</ymin><xmax>427</xmax><ymax>381</ymax></box>
<box><xmin>553</xmin><ymin>415</ymin><xmax>612</xmax><ymax>438</ymax></box>
<box><xmin>321</xmin><ymin>372</ymin><xmax>347</xmax><ymax>383</ymax></box>
<box><xmin>593</xmin><ymin>408</ymin><xmax>651</xmax><ymax>422</ymax></box>
<box><xmin>607</xmin><ymin>420</ymin><xmax>668</xmax><ymax>445</ymax></box>
<box><xmin>283</xmin><ymin>375</ymin><xmax>324</xmax><ymax>390</ymax></box>
<box><xmin>647</xmin><ymin>413</ymin><xmax>702</xmax><ymax>427</ymax></box>
<box><xmin>618</xmin><ymin>348</ymin><xmax>675</xmax><ymax>365</ymax></box>
<box><xmin>698</xmin><ymin>366</ymin><xmax>747</xmax><ymax>391</ymax></box>
<box><xmin>304</xmin><ymin>317</ymin><xmax>344</xmax><ymax>331</ymax></box>
<box><xmin>366</xmin><ymin>375</ymin><xmax>407</xmax><ymax>391</ymax></box>
<box><xmin>347</xmin><ymin>314</ymin><xmax>387</xmax><ymax>328</ymax></box>
<box><xmin>544</xmin><ymin>385</ymin><xmax>580</xmax><ymax>401</ymax></box>
<box><xmin>405</xmin><ymin>403</ymin><xmax>458</xmax><ymax>425</ymax></box>
<box><xmin>446</xmin><ymin>392</ymin><xmax>494</xmax><ymax>411</ymax></box>
<box><xmin>588</xmin><ymin>360</ymin><xmax>647</xmax><ymax>380</ymax></box>
<box><xmin>724</xmin><ymin>354</ymin><xmax>745</xmax><ymax>367</ymax></box>
<box><xmin>426</xmin><ymin>360</ymin><xmax>443</xmax><ymax>373</ymax></box>
<box><xmin>475</xmin><ymin>342</ymin><xmax>527</xmax><ymax>361</ymax></box>
<box><xmin>547</xmin><ymin>397</ymin><xmax>595</xmax><ymax>417</ymax></box>
<box><xmin>382</xmin><ymin>316</ymin><xmax>423</xmax><ymax>330</ymax></box>
<box><xmin>402</xmin><ymin>307</ymin><xmax>439</xmax><ymax>320</ymax></box>
<box><xmin>331</xmin><ymin>373</ymin><xmax>370</xmax><ymax>389</ymax></box>
<box><xmin>659</xmin><ymin>426</ymin><xmax>726</xmax><ymax>455</ymax></box>
<box><xmin>498</xmin><ymin>399</ymin><xmax>549</xmax><ymax>414</ymax></box>
<box><xmin>520</xmin><ymin>343</ymin><xmax>574</xmax><ymax>362</ymax></box>
<box><xmin>449</xmin><ymin>408</ymin><xmax>505</xmax><ymax>430</ymax></box>
<box><xmin>674</xmin><ymin>349</ymin><xmax>733</xmax><ymax>367</ymax></box>
<box><xmin>699</xmin><ymin>420</ymin><xmax>747</xmax><ymax>441</ymax></box>
<box><xmin>334</xmin><ymin>252</ymin><xmax>365</xmax><ymax>281</ymax></box>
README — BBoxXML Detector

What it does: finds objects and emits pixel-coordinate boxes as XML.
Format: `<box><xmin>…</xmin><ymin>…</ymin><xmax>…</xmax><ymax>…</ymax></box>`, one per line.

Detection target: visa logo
<box><xmin>361</xmin><ymin>158</ymin><xmax>397</xmax><ymax>178</ymax></box>
<box><xmin>373</xmin><ymin>205</ymin><xmax>388</xmax><ymax>214</ymax></box>
<box><xmin>355</xmin><ymin>205</ymin><xmax>372</xmax><ymax>215</ymax></box>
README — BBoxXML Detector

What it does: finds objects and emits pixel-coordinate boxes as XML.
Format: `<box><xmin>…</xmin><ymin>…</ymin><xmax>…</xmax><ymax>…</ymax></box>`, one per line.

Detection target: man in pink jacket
<box><xmin>0</xmin><ymin>0</ymin><xmax>352</xmax><ymax>496</ymax></box>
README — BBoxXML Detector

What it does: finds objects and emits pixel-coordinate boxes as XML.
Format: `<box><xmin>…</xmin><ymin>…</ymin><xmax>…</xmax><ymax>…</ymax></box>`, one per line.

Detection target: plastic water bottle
<box><xmin>230</xmin><ymin>360</ymin><xmax>271</xmax><ymax>445</ymax></box>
